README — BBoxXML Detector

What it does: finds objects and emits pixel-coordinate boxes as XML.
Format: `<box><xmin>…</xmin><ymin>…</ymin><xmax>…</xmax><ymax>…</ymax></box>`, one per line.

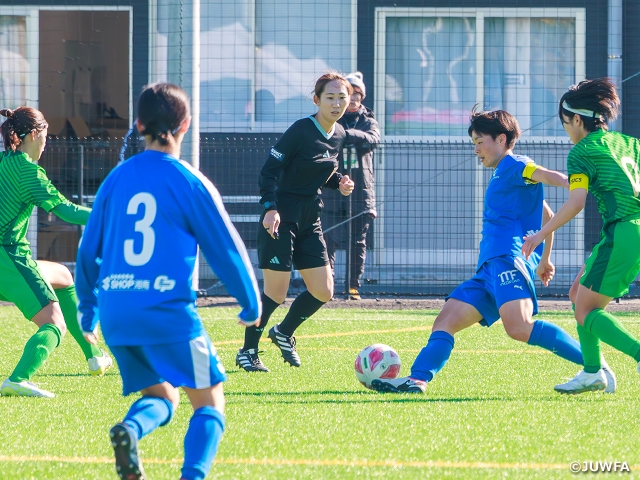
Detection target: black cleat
<box><xmin>236</xmin><ymin>348</ymin><xmax>270</xmax><ymax>372</ymax></box>
<box><xmin>110</xmin><ymin>423</ymin><xmax>145</xmax><ymax>480</ymax></box>
<box><xmin>268</xmin><ymin>324</ymin><xmax>301</xmax><ymax>367</ymax></box>
<box><xmin>370</xmin><ymin>377</ymin><xmax>427</xmax><ymax>394</ymax></box>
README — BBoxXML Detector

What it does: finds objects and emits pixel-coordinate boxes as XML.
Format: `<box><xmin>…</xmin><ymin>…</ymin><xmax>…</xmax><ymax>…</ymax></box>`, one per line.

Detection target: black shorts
<box><xmin>257</xmin><ymin>196</ymin><xmax>329</xmax><ymax>272</ymax></box>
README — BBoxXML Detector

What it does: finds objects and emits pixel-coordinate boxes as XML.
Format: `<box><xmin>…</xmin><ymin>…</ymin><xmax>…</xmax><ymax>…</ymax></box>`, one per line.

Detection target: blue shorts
<box><xmin>447</xmin><ymin>255</ymin><xmax>538</xmax><ymax>327</ymax></box>
<box><xmin>110</xmin><ymin>334</ymin><xmax>227</xmax><ymax>396</ymax></box>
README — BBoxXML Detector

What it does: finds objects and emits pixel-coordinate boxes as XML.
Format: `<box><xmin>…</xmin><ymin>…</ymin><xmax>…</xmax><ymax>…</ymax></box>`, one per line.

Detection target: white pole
<box><xmin>608</xmin><ymin>0</ymin><xmax>622</xmax><ymax>131</ymax></box>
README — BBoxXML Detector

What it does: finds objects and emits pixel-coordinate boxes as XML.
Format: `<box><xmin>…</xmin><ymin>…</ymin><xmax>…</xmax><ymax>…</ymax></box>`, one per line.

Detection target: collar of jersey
<box><xmin>308</xmin><ymin>115</ymin><xmax>335</xmax><ymax>139</ymax></box>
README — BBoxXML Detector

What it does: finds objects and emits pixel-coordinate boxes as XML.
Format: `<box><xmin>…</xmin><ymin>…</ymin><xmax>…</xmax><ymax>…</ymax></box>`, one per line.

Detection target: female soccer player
<box><xmin>235</xmin><ymin>72</ymin><xmax>355</xmax><ymax>372</ymax></box>
<box><xmin>523</xmin><ymin>78</ymin><xmax>640</xmax><ymax>394</ymax></box>
<box><xmin>372</xmin><ymin>107</ymin><xmax>616</xmax><ymax>394</ymax></box>
<box><xmin>0</xmin><ymin>107</ymin><xmax>111</xmax><ymax>399</ymax></box>
<box><xmin>76</xmin><ymin>83</ymin><xmax>261</xmax><ymax>480</ymax></box>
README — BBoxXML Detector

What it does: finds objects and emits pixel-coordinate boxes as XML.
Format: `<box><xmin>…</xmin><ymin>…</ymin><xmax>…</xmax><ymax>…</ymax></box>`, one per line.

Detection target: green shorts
<box><xmin>581</xmin><ymin>219</ymin><xmax>640</xmax><ymax>298</ymax></box>
<box><xmin>0</xmin><ymin>245</ymin><xmax>58</xmax><ymax>320</ymax></box>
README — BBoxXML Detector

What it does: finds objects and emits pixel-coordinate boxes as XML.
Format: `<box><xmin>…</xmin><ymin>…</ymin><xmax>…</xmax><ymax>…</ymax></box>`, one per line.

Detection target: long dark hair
<box><xmin>137</xmin><ymin>83</ymin><xmax>191</xmax><ymax>146</ymax></box>
<box><xmin>0</xmin><ymin>107</ymin><xmax>48</xmax><ymax>152</ymax></box>
<box><xmin>558</xmin><ymin>78</ymin><xmax>620</xmax><ymax>132</ymax></box>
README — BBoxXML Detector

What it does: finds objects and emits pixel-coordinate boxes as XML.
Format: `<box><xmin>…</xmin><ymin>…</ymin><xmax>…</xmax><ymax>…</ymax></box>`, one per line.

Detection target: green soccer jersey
<box><xmin>567</xmin><ymin>129</ymin><xmax>640</xmax><ymax>226</ymax></box>
<box><xmin>0</xmin><ymin>150</ymin><xmax>66</xmax><ymax>246</ymax></box>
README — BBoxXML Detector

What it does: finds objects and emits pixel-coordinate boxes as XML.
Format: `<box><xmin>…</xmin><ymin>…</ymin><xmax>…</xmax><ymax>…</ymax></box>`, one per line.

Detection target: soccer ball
<box><xmin>354</xmin><ymin>344</ymin><xmax>402</xmax><ymax>389</ymax></box>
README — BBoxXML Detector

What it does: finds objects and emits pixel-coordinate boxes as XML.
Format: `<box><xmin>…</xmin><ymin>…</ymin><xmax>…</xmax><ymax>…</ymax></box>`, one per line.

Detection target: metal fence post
<box><xmin>345</xmin><ymin>146</ymin><xmax>353</xmax><ymax>296</ymax></box>
<box><xmin>77</xmin><ymin>144</ymin><xmax>84</xmax><ymax>239</ymax></box>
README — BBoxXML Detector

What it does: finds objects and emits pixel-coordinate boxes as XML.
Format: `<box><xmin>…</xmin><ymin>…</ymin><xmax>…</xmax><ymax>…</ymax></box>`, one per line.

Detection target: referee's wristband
<box><xmin>263</xmin><ymin>201</ymin><xmax>277</xmax><ymax>211</ymax></box>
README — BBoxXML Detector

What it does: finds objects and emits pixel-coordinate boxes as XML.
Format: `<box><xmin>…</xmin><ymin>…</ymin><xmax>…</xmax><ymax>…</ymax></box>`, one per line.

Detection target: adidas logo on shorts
<box><xmin>270</xmin><ymin>256</ymin><xmax>280</xmax><ymax>265</ymax></box>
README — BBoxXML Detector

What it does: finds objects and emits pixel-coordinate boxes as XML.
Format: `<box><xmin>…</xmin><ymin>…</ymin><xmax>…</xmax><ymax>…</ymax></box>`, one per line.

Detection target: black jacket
<box><xmin>324</xmin><ymin>105</ymin><xmax>380</xmax><ymax>217</ymax></box>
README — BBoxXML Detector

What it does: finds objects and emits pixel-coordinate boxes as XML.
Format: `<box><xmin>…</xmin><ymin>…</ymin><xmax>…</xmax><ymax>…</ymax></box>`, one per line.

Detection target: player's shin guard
<box><xmin>278</xmin><ymin>290</ymin><xmax>325</xmax><ymax>337</ymax></box>
<box><xmin>55</xmin><ymin>286</ymin><xmax>102</xmax><ymax>360</ymax></box>
<box><xmin>243</xmin><ymin>293</ymin><xmax>280</xmax><ymax>351</ymax></box>
<box><xmin>123</xmin><ymin>396</ymin><xmax>173</xmax><ymax>440</ymax></box>
<box><xmin>409</xmin><ymin>331</ymin><xmax>454</xmax><ymax>382</ymax></box>
<box><xmin>9</xmin><ymin>324</ymin><xmax>61</xmax><ymax>382</ymax></box>
<box><xmin>527</xmin><ymin>320</ymin><xmax>583</xmax><ymax>365</ymax></box>
<box><xmin>182</xmin><ymin>406</ymin><xmax>226</xmax><ymax>480</ymax></box>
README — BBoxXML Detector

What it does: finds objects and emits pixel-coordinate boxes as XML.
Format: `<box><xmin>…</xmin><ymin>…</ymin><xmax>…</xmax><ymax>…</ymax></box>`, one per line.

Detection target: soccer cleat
<box><xmin>554</xmin><ymin>370</ymin><xmax>607</xmax><ymax>395</ymax></box>
<box><xmin>0</xmin><ymin>378</ymin><xmax>55</xmax><ymax>398</ymax></box>
<box><xmin>370</xmin><ymin>377</ymin><xmax>427</xmax><ymax>394</ymax></box>
<box><xmin>348</xmin><ymin>288</ymin><xmax>361</xmax><ymax>300</ymax></box>
<box><xmin>110</xmin><ymin>423</ymin><xmax>145</xmax><ymax>480</ymax></box>
<box><xmin>88</xmin><ymin>351</ymin><xmax>113</xmax><ymax>377</ymax></box>
<box><xmin>268</xmin><ymin>324</ymin><xmax>301</xmax><ymax>367</ymax></box>
<box><xmin>236</xmin><ymin>348</ymin><xmax>269</xmax><ymax>372</ymax></box>
<box><xmin>600</xmin><ymin>359</ymin><xmax>617</xmax><ymax>394</ymax></box>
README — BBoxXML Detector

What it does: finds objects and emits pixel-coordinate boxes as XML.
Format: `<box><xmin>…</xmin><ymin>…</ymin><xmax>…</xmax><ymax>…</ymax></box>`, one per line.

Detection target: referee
<box><xmin>236</xmin><ymin>72</ymin><xmax>355</xmax><ymax>372</ymax></box>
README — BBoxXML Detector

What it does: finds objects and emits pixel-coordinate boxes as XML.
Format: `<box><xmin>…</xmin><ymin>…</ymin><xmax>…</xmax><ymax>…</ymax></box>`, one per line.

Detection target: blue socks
<box><xmin>181</xmin><ymin>406</ymin><xmax>226</xmax><ymax>480</ymax></box>
<box><xmin>123</xmin><ymin>396</ymin><xmax>174</xmax><ymax>440</ymax></box>
<box><xmin>527</xmin><ymin>320</ymin><xmax>583</xmax><ymax>365</ymax></box>
<box><xmin>410</xmin><ymin>331</ymin><xmax>455</xmax><ymax>382</ymax></box>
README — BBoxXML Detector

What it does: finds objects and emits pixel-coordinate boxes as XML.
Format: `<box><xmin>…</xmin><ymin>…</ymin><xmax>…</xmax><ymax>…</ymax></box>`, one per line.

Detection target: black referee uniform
<box><xmin>258</xmin><ymin>115</ymin><xmax>346</xmax><ymax>271</ymax></box>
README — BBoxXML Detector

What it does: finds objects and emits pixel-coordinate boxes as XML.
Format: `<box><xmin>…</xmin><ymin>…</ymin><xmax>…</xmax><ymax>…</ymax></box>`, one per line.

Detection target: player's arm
<box><xmin>259</xmin><ymin>124</ymin><xmax>299</xmax><ymax>208</ymax></box>
<box><xmin>75</xmin><ymin>185</ymin><xmax>108</xmax><ymax>338</ymax></box>
<box><xmin>51</xmin><ymin>201</ymin><xmax>92</xmax><ymax>225</ymax></box>
<box><xmin>189</xmin><ymin>179</ymin><xmax>261</xmax><ymax>326</ymax></box>
<box><xmin>527</xmin><ymin>164</ymin><xmax>569</xmax><ymax>189</ymax></box>
<box><xmin>536</xmin><ymin>200</ymin><xmax>556</xmax><ymax>286</ymax></box>
<box><xmin>523</xmin><ymin>175</ymin><xmax>588</xmax><ymax>259</ymax></box>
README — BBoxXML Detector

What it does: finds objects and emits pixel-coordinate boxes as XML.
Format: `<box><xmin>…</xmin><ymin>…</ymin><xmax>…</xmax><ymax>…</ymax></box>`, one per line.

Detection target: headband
<box><xmin>562</xmin><ymin>100</ymin><xmax>602</xmax><ymax>120</ymax></box>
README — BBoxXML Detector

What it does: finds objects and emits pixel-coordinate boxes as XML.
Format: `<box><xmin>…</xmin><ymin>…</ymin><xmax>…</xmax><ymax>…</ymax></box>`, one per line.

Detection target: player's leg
<box><xmin>0</xmin><ymin>248</ymin><xmax>65</xmax><ymax>397</ymax></box>
<box><xmin>109</xmin><ymin>346</ymin><xmax>178</xmax><ymax>479</ymax></box>
<box><xmin>575</xmin><ymin>222</ymin><xmax>640</xmax><ymax>365</ymax></box>
<box><xmin>238</xmin><ymin>221</ymin><xmax>294</xmax><ymax>372</ymax></box>
<box><xmin>269</xmin><ymin>213</ymin><xmax>332</xmax><ymax>367</ymax></box>
<box><xmin>37</xmin><ymin>260</ymin><xmax>111</xmax><ymax>374</ymax></box>
<box><xmin>371</xmin><ymin>298</ymin><xmax>483</xmax><ymax>394</ymax></box>
<box><xmin>181</xmin><ymin>384</ymin><xmax>225</xmax><ymax>480</ymax></box>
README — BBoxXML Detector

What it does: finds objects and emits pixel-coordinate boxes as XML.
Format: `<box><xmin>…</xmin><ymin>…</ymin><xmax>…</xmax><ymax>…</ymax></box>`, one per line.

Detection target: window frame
<box><xmin>374</xmin><ymin>7</ymin><xmax>586</xmax><ymax>141</ymax></box>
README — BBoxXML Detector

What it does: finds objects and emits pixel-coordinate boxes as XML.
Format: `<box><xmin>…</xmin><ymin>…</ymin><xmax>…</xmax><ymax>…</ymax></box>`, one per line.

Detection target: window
<box><xmin>152</xmin><ymin>0</ymin><xmax>355</xmax><ymax>132</ymax></box>
<box><xmin>375</xmin><ymin>8</ymin><xmax>586</xmax><ymax>138</ymax></box>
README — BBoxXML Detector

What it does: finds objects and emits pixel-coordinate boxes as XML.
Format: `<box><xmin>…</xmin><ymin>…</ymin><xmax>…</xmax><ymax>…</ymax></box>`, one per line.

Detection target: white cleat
<box><xmin>88</xmin><ymin>351</ymin><xmax>113</xmax><ymax>377</ymax></box>
<box><xmin>600</xmin><ymin>359</ymin><xmax>617</xmax><ymax>394</ymax></box>
<box><xmin>554</xmin><ymin>370</ymin><xmax>607</xmax><ymax>395</ymax></box>
<box><xmin>0</xmin><ymin>378</ymin><xmax>55</xmax><ymax>398</ymax></box>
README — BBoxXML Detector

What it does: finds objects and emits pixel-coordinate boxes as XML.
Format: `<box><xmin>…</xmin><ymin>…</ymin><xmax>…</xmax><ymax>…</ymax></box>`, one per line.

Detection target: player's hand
<box><xmin>339</xmin><ymin>175</ymin><xmax>355</xmax><ymax>196</ymax></box>
<box><xmin>83</xmin><ymin>331</ymin><xmax>99</xmax><ymax>345</ymax></box>
<box><xmin>522</xmin><ymin>232</ymin><xmax>544</xmax><ymax>260</ymax></box>
<box><xmin>536</xmin><ymin>259</ymin><xmax>555</xmax><ymax>287</ymax></box>
<box><xmin>263</xmin><ymin>210</ymin><xmax>280</xmax><ymax>239</ymax></box>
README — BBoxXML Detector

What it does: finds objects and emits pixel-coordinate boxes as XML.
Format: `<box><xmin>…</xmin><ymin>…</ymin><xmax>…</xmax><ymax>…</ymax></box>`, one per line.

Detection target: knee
<box><xmin>309</xmin><ymin>285</ymin><xmax>332</xmax><ymax>303</ymax></box>
<box><xmin>50</xmin><ymin>264</ymin><xmax>73</xmax><ymax>289</ymax></box>
<box><xmin>504</xmin><ymin>324</ymin><xmax>531</xmax><ymax>343</ymax></box>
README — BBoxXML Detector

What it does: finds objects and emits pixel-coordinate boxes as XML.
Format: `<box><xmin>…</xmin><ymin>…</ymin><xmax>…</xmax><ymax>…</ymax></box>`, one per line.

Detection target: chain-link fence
<box><xmin>33</xmin><ymin>136</ymin><xmax>637</xmax><ymax>298</ymax></box>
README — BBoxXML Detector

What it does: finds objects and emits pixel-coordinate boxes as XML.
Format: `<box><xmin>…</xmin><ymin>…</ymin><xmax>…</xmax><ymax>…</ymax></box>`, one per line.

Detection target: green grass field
<box><xmin>1</xmin><ymin>305</ymin><xmax>639</xmax><ymax>479</ymax></box>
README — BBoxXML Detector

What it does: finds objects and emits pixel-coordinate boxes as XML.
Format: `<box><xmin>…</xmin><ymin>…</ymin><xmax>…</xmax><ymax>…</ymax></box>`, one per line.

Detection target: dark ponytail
<box><xmin>0</xmin><ymin>107</ymin><xmax>48</xmax><ymax>152</ymax></box>
<box><xmin>137</xmin><ymin>83</ymin><xmax>190</xmax><ymax>146</ymax></box>
<box><xmin>558</xmin><ymin>78</ymin><xmax>620</xmax><ymax>132</ymax></box>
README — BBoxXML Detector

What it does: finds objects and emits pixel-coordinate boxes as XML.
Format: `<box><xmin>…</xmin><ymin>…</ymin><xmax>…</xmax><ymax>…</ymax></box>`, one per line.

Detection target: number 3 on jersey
<box><xmin>124</xmin><ymin>192</ymin><xmax>157</xmax><ymax>266</ymax></box>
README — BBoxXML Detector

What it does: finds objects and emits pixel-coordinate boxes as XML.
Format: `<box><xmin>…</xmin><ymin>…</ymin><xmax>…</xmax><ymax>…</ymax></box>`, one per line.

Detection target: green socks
<box><xmin>55</xmin><ymin>286</ymin><xmax>102</xmax><ymax>360</ymax></box>
<box><xmin>576</xmin><ymin>323</ymin><xmax>601</xmax><ymax>373</ymax></box>
<box><xmin>10</xmin><ymin>324</ymin><xmax>62</xmax><ymax>382</ymax></box>
<box><xmin>584</xmin><ymin>309</ymin><xmax>640</xmax><ymax>362</ymax></box>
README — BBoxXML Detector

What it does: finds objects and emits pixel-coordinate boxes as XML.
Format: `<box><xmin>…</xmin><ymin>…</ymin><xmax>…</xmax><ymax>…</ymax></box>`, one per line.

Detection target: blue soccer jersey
<box><xmin>76</xmin><ymin>150</ymin><xmax>261</xmax><ymax>346</ymax></box>
<box><xmin>477</xmin><ymin>154</ymin><xmax>545</xmax><ymax>270</ymax></box>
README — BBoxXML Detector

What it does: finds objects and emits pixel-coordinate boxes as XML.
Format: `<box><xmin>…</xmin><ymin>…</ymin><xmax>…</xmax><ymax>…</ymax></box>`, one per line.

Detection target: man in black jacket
<box><xmin>323</xmin><ymin>72</ymin><xmax>380</xmax><ymax>299</ymax></box>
